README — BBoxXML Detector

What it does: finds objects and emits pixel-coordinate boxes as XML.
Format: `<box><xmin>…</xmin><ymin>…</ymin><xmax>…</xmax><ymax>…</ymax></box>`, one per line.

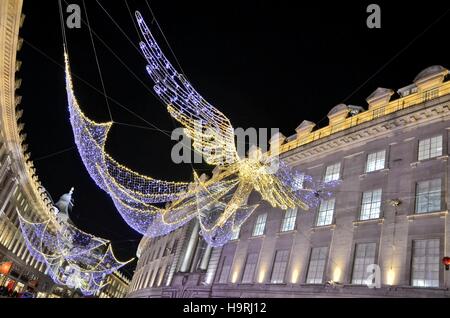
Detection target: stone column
<box><xmin>0</xmin><ymin>155</ymin><xmax>11</xmax><ymax>184</ymax></box>
<box><xmin>16</xmin><ymin>240</ymin><xmax>25</xmax><ymax>258</ymax></box>
<box><xmin>0</xmin><ymin>226</ymin><xmax>10</xmax><ymax>245</ymax></box>
<box><xmin>189</xmin><ymin>238</ymin><xmax>205</xmax><ymax>272</ymax></box>
<box><xmin>180</xmin><ymin>220</ymin><xmax>200</xmax><ymax>273</ymax></box>
<box><xmin>0</xmin><ymin>177</ymin><xmax>18</xmax><ymax>215</ymax></box>
<box><xmin>199</xmin><ymin>245</ymin><xmax>213</xmax><ymax>271</ymax></box>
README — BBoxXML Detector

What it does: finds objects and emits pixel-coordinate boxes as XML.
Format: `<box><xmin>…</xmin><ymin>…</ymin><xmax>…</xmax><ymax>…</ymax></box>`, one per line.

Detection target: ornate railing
<box><xmin>279</xmin><ymin>81</ymin><xmax>450</xmax><ymax>154</ymax></box>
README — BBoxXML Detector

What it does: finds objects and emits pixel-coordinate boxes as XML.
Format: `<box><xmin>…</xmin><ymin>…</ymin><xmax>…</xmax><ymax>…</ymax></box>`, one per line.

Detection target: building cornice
<box><xmin>281</xmin><ymin>93</ymin><xmax>450</xmax><ymax>166</ymax></box>
<box><xmin>0</xmin><ymin>0</ymin><xmax>58</xmax><ymax>225</ymax></box>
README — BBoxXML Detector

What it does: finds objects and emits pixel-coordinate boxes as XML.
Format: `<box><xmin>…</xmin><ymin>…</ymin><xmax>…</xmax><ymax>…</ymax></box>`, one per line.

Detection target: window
<box><xmin>280</xmin><ymin>208</ymin><xmax>297</xmax><ymax>232</ymax></box>
<box><xmin>360</xmin><ymin>189</ymin><xmax>382</xmax><ymax>220</ymax></box>
<box><xmin>270</xmin><ymin>250</ymin><xmax>289</xmax><ymax>284</ymax></box>
<box><xmin>241</xmin><ymin>253</ymin><xmax>258</xmax><ymax>283</ymax></box>
<box><xmin>351</xmin><ymin>243</ymin><xmax>377</xmax><ymax>285</ymax></box>
<box><xmin>412</xmin><ymin>239</ymin><xmax>440</xmax><ymax>287</ymax></box>
<box><xmin>418</xmin><ymin>135</ymin><xmax>442</xmax><ymax>161</ymax></box>
<box><xmin>218</xmin><ymin>257</ymin><xmax>232</xmax><ymax>284</ymax></box>
<box><xmin>324</xmin><ymin>163</ymin><xmax>341</xmax><ymax>182</ymax></box>
<box><xmin>316</xmin><ymin>198</ymin><xmax>335</xmax><ymax>226</ymax></box>
<box><xmin>252</xmin><ymin>213</ymin><xmax>267</xmax><ymax>236</ymax></box>
<box><xmin>231</xmin><ymin>227</ymin><xmax>240</xmax><ymax>240</ymax></box>
<box><xmin>415</xmin><ymin>179</ymin><xmax>441</xmax><ymax>214</ymax></box>
<box><xmin>306</xmin><ymin>247</ymin><xmax>328</xmax><ymax>284</ymax></box>
<box><xmin>366</xmin><ymin>150</ymin><xmax>386</xmax><ymax>172</ymax></box>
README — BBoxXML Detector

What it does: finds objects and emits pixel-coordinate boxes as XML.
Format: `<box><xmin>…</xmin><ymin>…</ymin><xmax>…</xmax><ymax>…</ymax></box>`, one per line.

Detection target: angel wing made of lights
<box><xmin>136</xmin><ymin>11</ymin><xmax>238</xmax><ymax>166</ymax></box>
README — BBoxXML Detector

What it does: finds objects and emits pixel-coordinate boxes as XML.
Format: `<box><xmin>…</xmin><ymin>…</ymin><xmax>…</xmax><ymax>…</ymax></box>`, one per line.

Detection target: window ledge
<box><xmin>407</xmin><ymin>210</ymin><xmax>448</xmax><ymax>221</ymax></box>
<box><xmin>311</xmin><ymin>224</ymin><xmax>336</xmax><ymax>232</ymax></box>
<box><xmin>413</xmin><ymin>155</ymin><xmax>448</xmax><ymax>167</ymax></box>
<box><xmin>353</xmin><ymin>218</ymin><xmax>384</xmax><ymax>227</ymax></box>
<box><xmin>410</xmin><ymin>161</ymin><xmax>419</xmax><ymax>168</ymax></box>
<box><xmin>276</xmin><ymin>229</ymin><xmax>297</xmax><ymax>237</ymax></box>
<box><xmin>360</xmin><ymin>168</ymin><xmax>390</xmax><ymax>179</ymax></box>
<box><xmin>248</xmin><ymin>234</ymin><xmax>266</xmax><ymax>240</ymax></box>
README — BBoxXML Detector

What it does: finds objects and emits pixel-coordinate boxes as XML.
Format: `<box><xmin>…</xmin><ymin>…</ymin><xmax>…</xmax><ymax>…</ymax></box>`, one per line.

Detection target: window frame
<box><xmin>252</xmin><ymin>213</ymin><xmax>268</xmax><ymax>237</ymax></box>
<box><xmin>269</xmin><ymin>249</ymin><xmax>290</xmax><ymax>284</ymax></box>
<box><xmin>411</xmin><ymin>238</ymin><xmax>440</xmax><ymax>288</ymax></box>
<box><xmin>241</xmin><ymin>252</ymin><xmax>259</xmax><ymax>284</ymax></box>
<box><xmin>305</xmin><ymin>246</ymin><xmax>328</xmax><ymax>284</ymax></box>
<box><xmin>365</xmin><ymin>150</ymin><xmax>386</xmax><ymax>173</ymax></box>
<box><xmin>415</xmin><ymin>178</ymin><xmax>442</xmax><ymax>214</ymax></box>
<box><xmin>323</xmin><ymin>162</ymin><xmax>341</xmax><ymax>182</ymax></box>
<box><xmin>359</xmin><ymin>189</ymin><xmax>383</xmax><ymax>221</ymax></box>
<box><xmin>417</xmin><ymin>135</ymin><xmax>443</xmax><ymax>161</ymax></box>
<box><xmin>316</xmin><ymin>198</ymin><xmax>336</xmax><ymax>227</ymax></box>
<box><xmin>350</xmin><ymin>242</ymin><xmax>378</xmax><ymax>285</ymax></box>
<box><xmin>280</xmin><ymin>208</ymin><xmax>298</xmax><ymax>232</ymax></box>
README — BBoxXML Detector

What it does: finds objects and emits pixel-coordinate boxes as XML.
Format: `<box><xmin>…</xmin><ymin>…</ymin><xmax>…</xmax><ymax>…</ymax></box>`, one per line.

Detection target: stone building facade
<box><xmin>0</xmin><ymin>0</ymin><xmax>130</xmax><ymax>298</ymax></box>
<box><xmin>0</xmin><ymin>0</ymin><xmax>56</xmax><ymax>297</ymax></box>
<box><xmin>128</xmin><ymin>64</ymin><xmax>450</xmax><ymax>298</ymax></box>
<box><xmin>96</xmin><ymin>272</ymin><xmax>130</xmax><ymax>298</ymax></box>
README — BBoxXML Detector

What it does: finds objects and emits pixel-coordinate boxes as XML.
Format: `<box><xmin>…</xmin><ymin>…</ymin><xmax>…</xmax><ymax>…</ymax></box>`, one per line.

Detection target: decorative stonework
<box><xmin>282</xmin><ymin>95</ymin><xmax>450</xmax><ymax>167</ymax></box>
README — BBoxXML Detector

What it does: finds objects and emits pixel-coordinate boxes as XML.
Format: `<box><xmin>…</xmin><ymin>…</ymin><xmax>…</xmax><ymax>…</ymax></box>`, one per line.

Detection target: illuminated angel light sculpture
<box><xmin>65</xmin><ymin>11</ymin><xmax>338</xmax><ymax>247</ymax></box>
<box><xmin>17</xmin><ymin>189</ymin><xmax>132</xmax><ymax>295</ymax></box>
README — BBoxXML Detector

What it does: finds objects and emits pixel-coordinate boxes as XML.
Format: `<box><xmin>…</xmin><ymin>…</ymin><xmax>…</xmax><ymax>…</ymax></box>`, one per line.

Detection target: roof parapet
<box><xmin>414</xmin><ymin>65</ymin><xmax>448</xmax><ymax>92</ymax></box>
<box><xmin>295</xmin><ymin>120</ymin><xmax>315</xmax><ymax>140</ymax></box>
<box><xmin>366</xmin><ymin>87</ymin><xmax>394</xmax><ymax>110</ymax></box>
<box><xmin>327</xmin><ymin>104</ymin><xmax>349</xmax><ymax>125</ymax></box>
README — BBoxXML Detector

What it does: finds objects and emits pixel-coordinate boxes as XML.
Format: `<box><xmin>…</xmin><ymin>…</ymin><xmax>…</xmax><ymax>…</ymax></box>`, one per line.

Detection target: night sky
<box><xmin>18</xmin><ymin>0</ymin><xmax>450</xmax><ymax>278</ymax></box>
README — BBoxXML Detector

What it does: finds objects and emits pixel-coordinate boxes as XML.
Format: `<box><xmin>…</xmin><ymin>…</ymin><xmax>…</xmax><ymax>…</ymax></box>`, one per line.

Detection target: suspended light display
<box><xmin>17</xmin><ymin>190</ymin><xmax>132</xmax><ymax>296</ymax></box>
<box><xmin>65</xmin><ymin>11</ymin><xmax>339</xmax><ymax>247</ymax></box>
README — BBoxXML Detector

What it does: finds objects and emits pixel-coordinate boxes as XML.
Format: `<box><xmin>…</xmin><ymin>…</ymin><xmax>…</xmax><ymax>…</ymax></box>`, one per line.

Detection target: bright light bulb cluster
<box><xmin>17</xmin><ymin>208</ymin><xmax>132</xmax><ymax>296</ymax></box>
<box><xmin>64</xmin><ymin>11</ymin><xmax>339</xmax><ymax>247</ymax></box>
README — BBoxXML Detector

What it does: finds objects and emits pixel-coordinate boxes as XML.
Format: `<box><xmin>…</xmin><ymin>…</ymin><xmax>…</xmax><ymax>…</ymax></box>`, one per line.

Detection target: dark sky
<box><xmin>18</xmin><ymin>0</ymin><xmax>450</xmax><ymax>278</ymax></box>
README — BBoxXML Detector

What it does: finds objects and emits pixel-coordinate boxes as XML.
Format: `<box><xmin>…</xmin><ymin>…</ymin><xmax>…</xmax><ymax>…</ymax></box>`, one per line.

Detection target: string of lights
<box><xmin>16</xmin><ymin>204</ymin><xmax>132</xmax><ymax>296</ymax></box>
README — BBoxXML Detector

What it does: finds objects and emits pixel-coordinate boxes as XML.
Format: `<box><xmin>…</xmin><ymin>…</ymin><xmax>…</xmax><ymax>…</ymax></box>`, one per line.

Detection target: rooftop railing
<box><xmin>279</xmin><ymin>81</ymin><xmax>450</xmax><ymax>154</ymax></box>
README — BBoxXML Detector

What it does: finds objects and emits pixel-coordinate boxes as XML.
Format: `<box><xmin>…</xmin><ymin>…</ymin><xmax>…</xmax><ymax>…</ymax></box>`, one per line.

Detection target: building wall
<box><xmin>0</xmin><ymin>0</ymin><xmax>57</xmax><ymax>296</ymax></box>
<box><xmin>128</xmin><ymin>65</ymin><xmax>450</xmax><ymax>298</ymax></box>
<box><xmin>96</xmin><ymin>272</ymin><xmax>130</xmax><ymax>298</ymax></box>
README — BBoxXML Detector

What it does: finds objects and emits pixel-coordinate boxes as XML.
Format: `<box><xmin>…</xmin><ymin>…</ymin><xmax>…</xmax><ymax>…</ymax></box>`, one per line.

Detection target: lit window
<box><xmin>316</xmin><ymin>198</ymin><xmax>335</xmax><ymax>226</ymax></box>
<box><xmin>306</xmin><ymin>247</ymin><xmax>328</xmax><ymax>284</ymax></box>
<box><xmin>360</xmin><ymin>189</ymin><xmax>382</xmax><ymax>220</ymax></box>
<box><xmin>418</xmin><ymin>135</ymin><xmax>442</xmax><ymax>161</ymax></box>
<box><xmin>280</xmin><ymin>208</ymin><xmax>297</xmax><ymax>232</ymax></box>
<box><xmin>218</xmin><ymin>257</ymin><xmax>231</xmax><ymax>284</ymax></box>
<box><xmin>415</xmin><ymin>179</ymin><xmax>441</xmax><ymax>214</ymax></box>
<box><xmin>351</xmin><ymin>243</ymin><xmax>377</xmax><ymax>285</ymax></box>
<box><xmin>231</xmin><ymin>227</ymin><xmax>240</xmax><ymax>240</ymax></box>
<box><xmin>366</xmin><ymin>150</ymin><xmax>386</xmax><ymax>172</ymax></box>
<box><xmin>270</xmin><ymin>250</ymin><xmax>289</xmax><ymax>284</ymax></box>
<box><xmin>241</xmin><ymin>253</ymin><xmax>259</xmax><ymax>283</ymax></box>
<box><xmin>252</xmin><ymin>213</ymin><xmax>267</xmax><ymax>237</ymax></box>
<box><xmin>412</xmin><ymin>239</ymin><xmax>439</xmax><ymax>287</ymax></box>
<box><xmin>324</xmin><ymin>163</ymin><xmax>341</xmax><ymax>182</ymax></box>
